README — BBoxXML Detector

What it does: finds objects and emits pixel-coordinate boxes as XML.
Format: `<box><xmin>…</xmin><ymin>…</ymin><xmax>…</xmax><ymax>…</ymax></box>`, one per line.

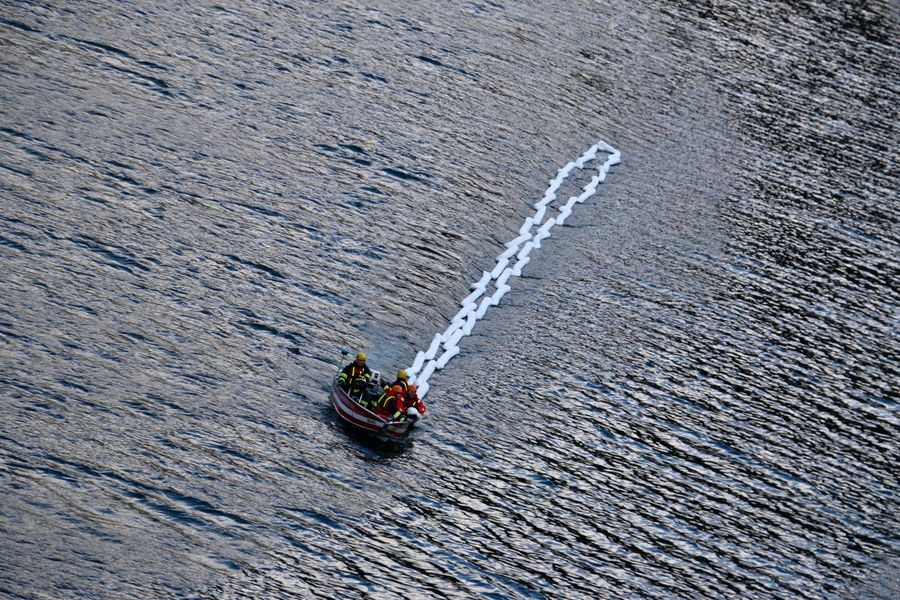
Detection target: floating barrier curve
<box><xmin>406</xmin><ymin>141</ymin><xmax>620</xmax><ymax>399</ymax></box>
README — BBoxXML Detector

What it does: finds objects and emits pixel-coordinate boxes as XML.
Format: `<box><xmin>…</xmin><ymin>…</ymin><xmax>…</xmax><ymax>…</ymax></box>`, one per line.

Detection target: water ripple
<box><xmin>1</xmin><ymin>0</ymin><xmax>897</xmax><ymax>599</ymax></box>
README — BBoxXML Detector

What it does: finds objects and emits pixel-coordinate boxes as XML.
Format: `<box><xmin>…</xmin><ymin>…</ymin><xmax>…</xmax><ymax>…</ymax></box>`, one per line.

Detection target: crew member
<box><xmin>338</xmin><ymin>352</ymin><xmax>371</xmax><ymax>395</ymax></box>
<box><xmin>388</xmin><ymin>369</ymin><xmax>409</xmax><ymax>394</ymax></box>
<box><xmin>403</xmin><ymin>384</ymin><xmax>426</xmax><ymax>420</ymax></box>
<box><xmin>374</xmin><ymin>384</ymin><xmax>405</xmax><ymax>420</ymax></box>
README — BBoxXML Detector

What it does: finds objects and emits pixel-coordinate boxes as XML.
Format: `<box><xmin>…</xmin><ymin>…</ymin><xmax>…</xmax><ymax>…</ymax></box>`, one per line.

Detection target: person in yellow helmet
<box><xmin>387</xmin><ymin>369</ymin><xmax>409</xmax><ymax>394</ymax></box>
<box><xmin>338</xmin><ymin>352</ymin><xmax>371</xmax><ymax>395</ymax></box>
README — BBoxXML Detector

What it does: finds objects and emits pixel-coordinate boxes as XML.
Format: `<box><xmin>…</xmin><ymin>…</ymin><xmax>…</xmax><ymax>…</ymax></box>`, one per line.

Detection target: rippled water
<box><xmin>1</xmin><ymin>0</ymin><xmax>897</xmax><ymax>598</ymax></box>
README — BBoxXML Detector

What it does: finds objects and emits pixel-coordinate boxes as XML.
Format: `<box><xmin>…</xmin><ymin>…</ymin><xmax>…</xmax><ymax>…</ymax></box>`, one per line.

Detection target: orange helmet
<box><xmin>407</xmin><ymin>384</ymin><xmax>417</xmax><ymax>396</ymax></box>
<box><xmin>390</xmin><ymin>385</ymin><xmax>403</xmax><ymax>396</ymax></box>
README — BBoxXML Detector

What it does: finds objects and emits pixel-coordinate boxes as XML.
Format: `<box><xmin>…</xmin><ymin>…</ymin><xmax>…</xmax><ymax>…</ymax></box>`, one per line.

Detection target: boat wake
<box><xmin>406</xmin><ymin>141</ymin><xmax>621</xmax><ymax>398</ymax></box>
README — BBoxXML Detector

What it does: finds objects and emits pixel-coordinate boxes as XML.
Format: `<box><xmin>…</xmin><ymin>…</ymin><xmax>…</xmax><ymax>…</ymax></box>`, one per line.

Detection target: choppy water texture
<box><xmin>1</xmin><ymin>1</ymin><xmax>897</xmax><ymax>598</ymax></box>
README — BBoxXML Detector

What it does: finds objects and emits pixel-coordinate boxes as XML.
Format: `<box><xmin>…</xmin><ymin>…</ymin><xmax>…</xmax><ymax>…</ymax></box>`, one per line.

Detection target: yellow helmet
<box><xmin>356</xmin><ymin>352</ymin><xmax>366</xmax><ymax>361</ymax></box>
<box><xmin>397</xmin><ymin>369</ymin><xmax>408</xmax><ymax>380</ymax></box>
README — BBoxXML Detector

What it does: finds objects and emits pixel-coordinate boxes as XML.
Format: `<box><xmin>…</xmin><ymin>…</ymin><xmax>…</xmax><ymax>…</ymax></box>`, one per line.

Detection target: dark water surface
<box><xmin>1</xmin><ymin>1</ymin><xmax>897</xmax><ymax>598</ymax></box>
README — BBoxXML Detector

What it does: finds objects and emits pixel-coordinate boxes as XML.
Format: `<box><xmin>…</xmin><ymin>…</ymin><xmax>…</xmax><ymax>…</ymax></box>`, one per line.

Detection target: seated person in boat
<box><xmin>372</xmin><ymin>384</ymin><xmax>405</xmax><ymax>420</ymax></box>
<box><xmin>403</xmin><ymin>384</ymin><xmax>426</xmax><ymax>420</ymax></box>
<box><xmin>338</xmin><ymin>352</ymin><xmax>371</xmax><ymax>395</ymax></box>
<box><xmin>388</xmin><ymin>369</ymin><xmax>409</xmax><ymax>393</ymax></box>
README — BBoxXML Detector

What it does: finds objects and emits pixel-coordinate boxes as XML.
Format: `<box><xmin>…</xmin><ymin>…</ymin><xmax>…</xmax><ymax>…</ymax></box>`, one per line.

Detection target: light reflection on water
<box><xmin>1</xmin><ymin>0</ymin><xmax>897</xmax><ymax>598</ymax></box>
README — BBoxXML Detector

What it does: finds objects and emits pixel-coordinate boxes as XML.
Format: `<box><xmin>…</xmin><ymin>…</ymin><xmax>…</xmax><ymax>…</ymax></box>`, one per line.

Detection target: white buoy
<box><xmin>496</xmin><ymin>267</ymin><xmax>513</xmax><ymax>288</ymax></box>
<box><xmin>505</xmin><ymin>232</ymin><xmax>531</xmax><ymax>249</ymax></box>
<box><xmin>517</xmin><ymin>241</ymin><xmax>535</xmax><ymax>261</ymax></box>
<box><xmin>441</xmin><ymin>319</ymin><xmax>463</xmax><ymax>343</ymax></box>
<box><xmin>548</xmin><ymin>178</ymin><xmax>563</xmax><ymax>194</ymax></box>
<box><xmin>461</xmin><ymin>287</ymin><xmax>485</xmax><ymax>307</ymax></box>
<box><xmin>576</xmin><ymin>144</ymin><xmax>599</xmax><ymax>167</ymax></box>
<box><xmin>418</xmin><ymin>360</ymin><xmax>436</xmax><ymax>383</ymax></box>
<box><xmin>535</xmin><ymin>192</ymin><xmax>555</xmax><ymax>209</ymax></box>
<box><xmin>445</xmin><ymin>328</ymin><xmax>464</xmax><ymax>350</ymax></box>
<box><xmin>451</xmin><ymin>302</ymin><xmax>476</xmax><ymax>324</ymax></box>
<box><xmin>491</xmin><ymin>257</ymin><xmax>510</xmax><ymax>279</ymax></box>
<box><xmin>538</xmin><ymin>217</ymin><xmax>556</xmax><ymax>236</ymax></box>
<box><xmin>461</xmin><ymin>310</ymin><xmax>477</xmax><ymax>335</ymax></box>
<box><xmin>534</xmin><ymin>204</ymin><xmax>546</xmax><ymax>225</ymax></box>
<box><xmin>497</xmin><ymin>245</ymin><xmax>517</xmax><ymax>260</ymax></box>
<box><xmin>410</xmin><ymin>351</ymin><xmax>426</xmax><ymax>375</ymax></box>
<box><xmin>490</xmin><ymin>284</ymin><xmax>511</xmax><ymax>306</ymax></box>
<box><xmin>424</xmin><ymin>334</ymin><xmax>442</xmax><ymax>360</ymax></box>
<box><xmin>476</xmin><ymin>296</ymin><xmax>492</xmax><ymax>319</ymax></box>
<box><xmin>518</xmin><ymin>217</ymin><xmax>534</xmax><ymax>236</ymax></box>
<box><xmin>471</xmin><ymin>270</ymin><xmax>491</xmax><ymax>290</ymax></box>
<box><xmin>512</xmin><ymin>256</ymin><xmax>530</xmax><ymax>276</ymax></box>
<box><xmin>436</xmin><ymin>346</ymin><xmax>459</xmax><ymax>370</ymax></box>
<box><xmin>417</xmin><ymin>381</ymin><xmax>429</xmax><ymax>398</ymax></box>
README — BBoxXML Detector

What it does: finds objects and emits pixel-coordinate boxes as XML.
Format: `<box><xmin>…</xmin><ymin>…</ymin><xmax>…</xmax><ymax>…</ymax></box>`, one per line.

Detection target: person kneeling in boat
<box><xmin>338</xmin><ymin>352</ymin><xmax>371</xmax><ymax>398</ymax></box>
<box><xmin>372</xmin><ymin>384</ymin><xmax>406</xmax><ymax>421</ymax></box>
<box><xmin>402</xmin><ymin>384</ymin><xmax>426</xmax><ymax>422</ymax></box>
<box><xmin>386</xmin><ymin>369</ymin><xmax>409</xmax><ymax>394</ymax></box>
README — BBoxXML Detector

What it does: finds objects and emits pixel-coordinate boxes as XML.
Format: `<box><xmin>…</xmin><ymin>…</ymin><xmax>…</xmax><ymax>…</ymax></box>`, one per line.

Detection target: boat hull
<box><xmin>329</xmin><ymin>376</ymin><xmax>412</xmax><ymax>440</ymax></box>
